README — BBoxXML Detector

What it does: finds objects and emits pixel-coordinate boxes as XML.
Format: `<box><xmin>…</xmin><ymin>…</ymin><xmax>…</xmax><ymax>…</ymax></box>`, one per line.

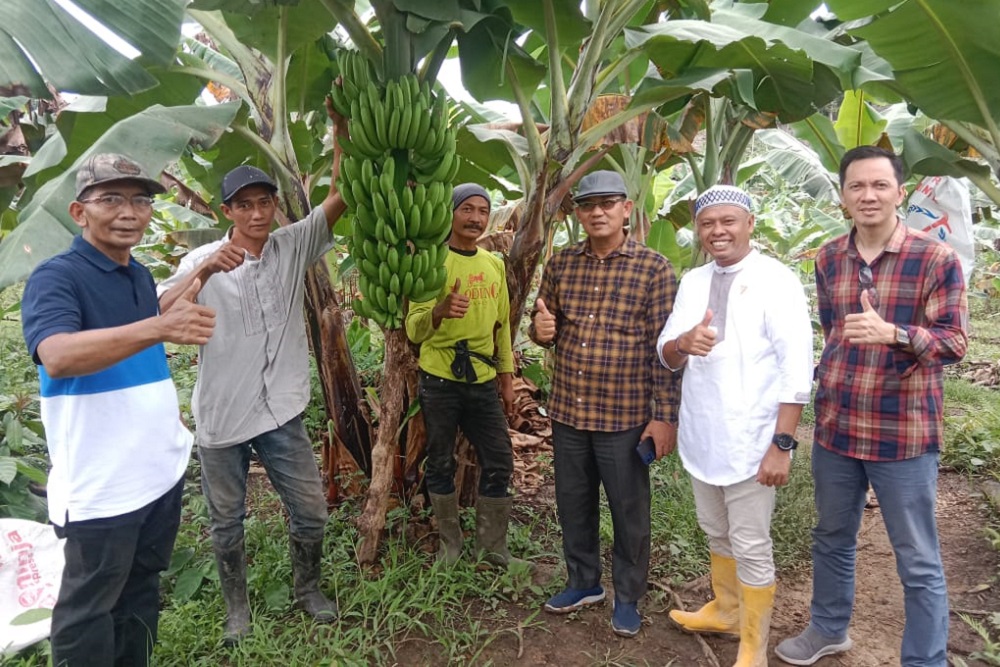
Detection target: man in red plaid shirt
<box><xmin>776</xmin><ymin>146</ymin><xmax>967</xmax><ymax>666</ymax></box>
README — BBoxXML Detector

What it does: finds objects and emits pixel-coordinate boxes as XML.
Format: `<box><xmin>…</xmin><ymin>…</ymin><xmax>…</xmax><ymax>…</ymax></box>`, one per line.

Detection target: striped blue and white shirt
<box><xmin>22</xmin><ymin>236</ymin><xmax>192</xmax><ymax>525</ymax></box>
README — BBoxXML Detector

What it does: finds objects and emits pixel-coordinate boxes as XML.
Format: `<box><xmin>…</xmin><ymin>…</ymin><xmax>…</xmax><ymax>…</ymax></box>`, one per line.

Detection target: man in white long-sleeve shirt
<box><xmin>656</xmin><ymin>185</ymin><xmax>813</xmax><ymax>667</ymax></box>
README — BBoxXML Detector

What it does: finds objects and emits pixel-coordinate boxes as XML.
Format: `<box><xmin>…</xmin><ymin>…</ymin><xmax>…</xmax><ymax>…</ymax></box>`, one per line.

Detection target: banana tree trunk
<box><xmin>505</xmin><ymin>165</ymin><xmax>551</xmax><ymax>333</ymax></box>
<box><xmin>303</xmin><ymin>266</ymin><xmax>373</xmax><ymax>481</ymax></box>
<box><xmin>357</xmin><ymin>327</ymin><xmax>415</xmax><ymax>563</ymax></box>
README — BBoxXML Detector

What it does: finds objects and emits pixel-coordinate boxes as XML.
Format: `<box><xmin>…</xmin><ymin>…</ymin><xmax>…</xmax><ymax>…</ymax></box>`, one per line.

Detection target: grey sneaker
<box><xmin>775</xmin><ymin>625</ymin><xmax>853</xmax><ymax>665</ymax></box>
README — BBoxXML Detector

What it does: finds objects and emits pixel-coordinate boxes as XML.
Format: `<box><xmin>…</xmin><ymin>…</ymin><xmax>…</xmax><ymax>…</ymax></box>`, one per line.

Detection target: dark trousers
<box><xmin>419</xmin><ymin>371</ymin><xmax>513</xmax><ymax>498</ymax></box>
<box><xmin>552</xmin><ymin>421</ymin><xmax>650</xmax><ymax>603</ymax></box>
<box><xmin>51</xmin><ymin>477</ymin><xmax>184</xmax><ymax>667</ymax></box>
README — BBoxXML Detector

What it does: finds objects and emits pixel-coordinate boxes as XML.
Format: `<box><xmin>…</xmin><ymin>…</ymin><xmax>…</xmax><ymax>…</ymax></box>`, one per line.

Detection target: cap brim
<box><xmin>77</xmin><ymin>176</ymin><xmax>166</xmax><ymax>199</ymax></box>
<box><xmin>573</xmin><ymin>191</ymin><xmax>626</xmax><ymax>203</ymax></box>
<box><xmin>224</xmin><ymin>179</ymin><xmax>278</xmax><ymax>203</ymax></box>
<box><xmin>142</xmin><ymin>178</ymin><xmax>167</xmax><ymax>195</ymax></box>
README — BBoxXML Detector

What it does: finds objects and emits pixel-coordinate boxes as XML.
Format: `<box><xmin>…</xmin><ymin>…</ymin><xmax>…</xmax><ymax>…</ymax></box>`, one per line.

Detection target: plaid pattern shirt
<box><xmin>814</xmin><ymin>222</ymin><xmax>968</xmax><ymax>461</ymax></box>
<box><xmin>532</xmin><ymin>236</ymin><xmax>679</xmax><ymax>431</ymax></box>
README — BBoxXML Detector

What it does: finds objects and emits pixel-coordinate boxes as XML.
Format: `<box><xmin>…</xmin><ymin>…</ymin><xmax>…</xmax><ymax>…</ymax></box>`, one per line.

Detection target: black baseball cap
<box><xmin>221</xmin><ymin>165</ymin><xmax>277</xmax><ymax>203</ymax></box>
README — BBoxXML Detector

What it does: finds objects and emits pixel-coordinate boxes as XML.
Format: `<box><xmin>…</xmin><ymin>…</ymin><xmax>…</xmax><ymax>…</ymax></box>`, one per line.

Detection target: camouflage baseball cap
<box><xmin>75</xmin><ymin>153</ymin><xmax>167</xmax><ymax>199</ymax></box>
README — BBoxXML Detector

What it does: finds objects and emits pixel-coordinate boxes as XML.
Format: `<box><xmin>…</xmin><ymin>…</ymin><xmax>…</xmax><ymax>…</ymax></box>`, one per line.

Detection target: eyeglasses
<box><xmin>78</xmin><ymin>194</ymin><xmax>154</xmax><ymax>211</ymax></box>
<box><xmin>576</xmin><ymin>197</ymin><xmax>625</xmax><ymax>213</ymax></box>
<box><xmin>858</xmin><ymin>264</ymin><xmax>880</xmax><ymax>309</ymax></box>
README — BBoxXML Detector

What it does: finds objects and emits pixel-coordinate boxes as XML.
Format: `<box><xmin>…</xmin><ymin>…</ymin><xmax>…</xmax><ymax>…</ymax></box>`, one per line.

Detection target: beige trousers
<box><xmin>690</xmin><ymin>475</ymin><xmax>776</xmax><ymax>586</ymax></box>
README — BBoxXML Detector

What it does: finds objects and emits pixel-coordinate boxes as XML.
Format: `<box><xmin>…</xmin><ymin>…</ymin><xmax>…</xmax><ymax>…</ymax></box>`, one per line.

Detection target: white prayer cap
<box><xmin>694</xmin><ymin>185</ymin><xmax>753</xmax><ymax>217</ymax></box>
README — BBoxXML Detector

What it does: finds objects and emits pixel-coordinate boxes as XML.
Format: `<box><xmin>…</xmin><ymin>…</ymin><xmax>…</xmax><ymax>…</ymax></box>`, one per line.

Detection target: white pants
<box><xmin>690</xmin><ymin>475</ymin><xmax>776</xmax><ymax>586</ymax></box>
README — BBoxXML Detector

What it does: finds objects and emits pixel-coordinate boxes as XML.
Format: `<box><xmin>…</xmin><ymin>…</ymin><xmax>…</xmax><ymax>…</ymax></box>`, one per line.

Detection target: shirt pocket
<box><xmin>602</xmin><ymin>290</ymin><xmax>645</xmax><ymax>337</ymax></box>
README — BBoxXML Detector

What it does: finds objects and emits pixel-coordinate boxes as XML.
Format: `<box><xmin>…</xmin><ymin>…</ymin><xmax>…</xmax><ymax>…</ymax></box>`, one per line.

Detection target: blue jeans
<box><xmin>419</xmin><ymin>371</ymin><xmax>513</xmax><ymax>498</ymax></box>
<box><xmin>810</xmin><ymin>443</ymin><xmax>947</xmax><ymax>666</ymax></box>
<box><xmin>51</xmin><ymin>477</ymin><xmax>183</xmax><ymax>667</ymax></box>
<box><xmin>552</xmin><ymin>421</ymin><xmax>650</xmax><ymax>604</ymax></box>
<box><xmin>199</xmin><ymin>415</ymin><xmax>328</xmax><ymax>551</ymax></box>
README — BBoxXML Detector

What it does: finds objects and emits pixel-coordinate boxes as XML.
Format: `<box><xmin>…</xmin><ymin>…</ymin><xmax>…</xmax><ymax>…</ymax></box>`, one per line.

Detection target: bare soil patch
<box><xmin>396</xmin><ymin>470</ymin><xmax>999</xmax><ymax>666</ymax></box>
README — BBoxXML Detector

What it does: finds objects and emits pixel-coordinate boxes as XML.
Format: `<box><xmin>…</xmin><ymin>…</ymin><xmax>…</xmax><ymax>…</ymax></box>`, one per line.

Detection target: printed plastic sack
<box><xmin>0</xmin><ymin>519</ymin><xmax>64</xmax><ymax>656</ymax></box>
<box><xmin>905</xmin><ymin>175</ymin><xmax>975</xmax><ymax>284</ymax></box>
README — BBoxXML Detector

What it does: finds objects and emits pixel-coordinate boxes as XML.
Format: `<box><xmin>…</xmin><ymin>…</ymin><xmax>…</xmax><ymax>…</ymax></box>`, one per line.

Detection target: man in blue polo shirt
<box><xmin>21</xmin><ymin>153</ymin><xmax>216</xmax><ymax>667</ymax></box>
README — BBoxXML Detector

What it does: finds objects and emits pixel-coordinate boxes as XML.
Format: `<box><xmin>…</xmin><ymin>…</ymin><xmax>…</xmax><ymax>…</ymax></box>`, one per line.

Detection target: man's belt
<box><xmin>450</xmin><ymin>339</ymin><xmax>497</xmax><ymax>383</ymax></box>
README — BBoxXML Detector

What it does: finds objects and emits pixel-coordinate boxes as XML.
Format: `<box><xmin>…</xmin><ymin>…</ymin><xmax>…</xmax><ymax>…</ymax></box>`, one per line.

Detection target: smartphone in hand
<box><xmin>636</xmin><ymin>437</ymin><xmax>656</xmax><ymax>465</ymax></box>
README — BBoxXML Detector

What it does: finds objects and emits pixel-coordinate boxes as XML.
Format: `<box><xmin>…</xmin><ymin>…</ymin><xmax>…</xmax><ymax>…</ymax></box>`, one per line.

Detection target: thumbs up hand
<box><xmin>181</xmin><ymin>277</ymin><xmax>202</xmax><ymax>303</ymax></box>
<box><xmin>844</xmin><ymin>288</ymin><xmax>895</xmax><ymax>345</ymax></box>
<box><xmin>860</xmin><ymin>288</ymin><xmax>875</xmax><ymax>312</ymax></box>
<box><xmin>532</xmin><ymin>298</ymin><xmax>557</xmax><ymax>343</ymax></box>
<box><xmin>678</xmin><ymin>308</ymin><xmax>717</xmax><ymax>357</ymax></box>
<box><xmin>204</xmin><ymin>242</ymin><xmax>245</xmax><ymax>276</ymax></box>
<box><xmin>432</xmin><ymin>278</ymin><xmax>470</xmax><ymax>325</ymax></box>
<box><xmin>159</xmin><ymin>278</ymin><xmax>216</xmax><ymax>345</ymax></box>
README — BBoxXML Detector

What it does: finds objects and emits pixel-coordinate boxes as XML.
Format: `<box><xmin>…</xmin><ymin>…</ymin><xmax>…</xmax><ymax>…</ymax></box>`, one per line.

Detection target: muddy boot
<box><xmin>429</xmin><ymin>491</ymin><xmax>463</xmax><ymax>564</ymax></box>
<box><xmin>289</xmin><ymin>536</ymin><xmax>338</xmax><ymax>623</ymax></box>
<box><xmin>213</xmin><ymin>540</ymin><xmax>251</xmax><ymax>646</ymax></box>
<box><xmin>669</xmin><ymin>552</ymin><xmax>740</xmax><ymax>637</ymax></box>
<box><xmin>475</xmin><ymin>495</ymin><xmax>532</xmax><ymax>569</ymax></box>
<box><xmin>733</xmin><ymin>581</ymin><xmax>776</xmax><ymax>667</ymax></box>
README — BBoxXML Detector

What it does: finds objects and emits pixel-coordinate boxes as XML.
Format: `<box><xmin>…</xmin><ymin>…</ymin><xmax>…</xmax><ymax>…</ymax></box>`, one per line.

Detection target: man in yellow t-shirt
<box><xmin>406</xmin><ymin>184</ymin><xmax>522</xmax><ymax>567</ymax></box>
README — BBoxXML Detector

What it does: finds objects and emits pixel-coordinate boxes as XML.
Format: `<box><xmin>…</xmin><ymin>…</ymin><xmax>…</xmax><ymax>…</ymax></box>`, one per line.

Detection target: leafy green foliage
<box><xmin>0</xmin><ymin>297</ymin><xmax>48</xmax><ymax>522</ymax></box>
<box><xmin>346</xmin><ymin>317</ymin><xmax>385</xmax><ymax>387</ymax></box>
<box><xmin>943</xmin><ymin>405</ymin><xmax>1000</xmax><ymax>476</ymax></box>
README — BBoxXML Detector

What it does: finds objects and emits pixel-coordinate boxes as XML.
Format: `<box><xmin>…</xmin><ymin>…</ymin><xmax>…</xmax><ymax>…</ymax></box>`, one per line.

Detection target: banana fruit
<box><xmin>332</xmin><ymin>52</ymin><xmax>462</xmax><ymax>330</ymax></box>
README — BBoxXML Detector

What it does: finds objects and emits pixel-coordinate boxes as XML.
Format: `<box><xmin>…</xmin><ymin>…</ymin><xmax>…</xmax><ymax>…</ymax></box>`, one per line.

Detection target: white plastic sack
<box><xmin>905</xmin><ymin>175</ymin><xmax>975</xmax><ymax>285</ymax></box>
<box><xmin>0</xmin><ymin>519</ymin><xmax>64</xmax><ymax>656</ymax></box>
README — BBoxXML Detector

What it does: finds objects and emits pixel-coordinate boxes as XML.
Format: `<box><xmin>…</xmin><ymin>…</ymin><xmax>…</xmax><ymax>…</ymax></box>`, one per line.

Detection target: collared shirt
<box><xmin>532</xmin><ymin>236</ymin><xmax>679</xmax><ymax>431</ymax></box>
<box><xmin>158</xmin><ymin>208</ymin><xmax>332</xmax><ymax>448</ymax></box>
<box><xmin>22</xmin><ymin>235</ymin><xmax>192</xmax><ymax>524</ymax></box>
<box><xmin>814</xmin><ymin>222</ymin><xmax>967</xmax><ymax>461</ymax></box>
<box><xmin>406</xmin><ymin>247</ymin><xmax>514</xmax><ymax>382</ymax></box>
<box><xmin>657</xmin><ymin>250</ymin><xmax>813</xmax><ymax>485</ymax></box>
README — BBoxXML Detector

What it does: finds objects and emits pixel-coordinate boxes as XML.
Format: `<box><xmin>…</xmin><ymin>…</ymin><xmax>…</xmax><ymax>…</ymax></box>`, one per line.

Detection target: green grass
<box><xmin>648</xmin><ymin>455</ymin><xmax>707</xmax><ymax>583</ymax></box>
<box><xmin>157</xmin><ymin>491</ymin><xmax>544</xmax><ymax>666</ymax></box>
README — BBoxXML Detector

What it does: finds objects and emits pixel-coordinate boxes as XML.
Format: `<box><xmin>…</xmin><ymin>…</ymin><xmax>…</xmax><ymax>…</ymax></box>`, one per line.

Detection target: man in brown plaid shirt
<box><xmin>530</xmin><ymin>170</ymin><xmax>679</xmax><ymax>637</ymax></box>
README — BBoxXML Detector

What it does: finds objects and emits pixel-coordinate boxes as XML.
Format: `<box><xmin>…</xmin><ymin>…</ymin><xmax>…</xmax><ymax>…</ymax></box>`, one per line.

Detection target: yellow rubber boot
<box><xmin>668</xmin><ymin>552</ymin><xmax>739</xmax><ymax>636</ymax></box>
<box><xmin>733</xmin><ymin>581</ymin><xmax>776</xmax><ymax>667</ymax></box>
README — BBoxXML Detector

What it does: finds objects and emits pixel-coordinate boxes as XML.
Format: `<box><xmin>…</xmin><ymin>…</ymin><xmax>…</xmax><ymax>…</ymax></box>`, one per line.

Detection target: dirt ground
<box><xmin>395</xmin><ymin>470</ymin><xmax>999</xmax><ymax>666</ymax></box>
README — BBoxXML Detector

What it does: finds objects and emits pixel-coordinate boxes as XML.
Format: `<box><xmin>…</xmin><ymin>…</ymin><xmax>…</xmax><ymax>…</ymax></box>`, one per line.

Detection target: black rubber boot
<box><xmin>429</xmin><ymin>491</ymin><xmax>463</xmax><ymax>564</ymax></box>
<box><xmin>213</xmin><ymin>540</ymin><xmax>251</xmax><ymax>645</ymax></box>
<box><xmin>289</xmin><ymin>536</ymin><xmax>338</xmax><ymax>623</ymax></box>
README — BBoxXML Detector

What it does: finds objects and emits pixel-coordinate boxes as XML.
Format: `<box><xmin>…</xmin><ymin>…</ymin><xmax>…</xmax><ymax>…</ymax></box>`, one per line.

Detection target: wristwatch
<box><xmin>772</xmin><ymin>433</ymin><xmax>798</xmax><ymax>452</ymax></box>
<box><xmin>891</xmin><ymin>325</ymin><xmax>911</xmax><ymax>349</ymax></box>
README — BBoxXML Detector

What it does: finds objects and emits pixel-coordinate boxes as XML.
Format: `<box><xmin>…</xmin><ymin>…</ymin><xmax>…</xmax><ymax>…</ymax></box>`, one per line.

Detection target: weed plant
<box><xmin>155</xmin><ymin>484</ymin><xmax>547</xmax><ymax>666</ymax></box>
<box><xmin>954</xmin><ymin>612</ymin><xmax>1000</xmax><ymax>667</ymax></box>
<box><xmin>943</xmin><ymin>379</ymin><xmax>1000</xmax><ymax>476</ymax></box>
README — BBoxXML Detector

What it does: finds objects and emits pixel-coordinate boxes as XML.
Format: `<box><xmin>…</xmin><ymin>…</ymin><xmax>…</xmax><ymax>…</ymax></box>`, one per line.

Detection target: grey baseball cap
<box><xmin>221</xmin><ymin>165</ymin><xmax>278</xmax><ymax>203</ymax></box>
<box><xmin>573</xmin><ymin>170</ymin><xmax>627</xmax><ymax>203</ymax></box>
<box><xmin>75</xmin><ymin>153</ymin><xmax>166</xmax><ymax>199</ymax></box>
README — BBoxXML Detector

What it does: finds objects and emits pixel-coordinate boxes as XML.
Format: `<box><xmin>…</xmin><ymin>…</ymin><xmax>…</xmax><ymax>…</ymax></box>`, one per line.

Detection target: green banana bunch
<box><xmin>332</xmin><ymin>57</ymin><xmax>463</xmax><ymax>329</ymax></box>
<box><xmin>329</xmin><ymin>50</ymin><xmax>376</xmax><ymax>117</ymax></box>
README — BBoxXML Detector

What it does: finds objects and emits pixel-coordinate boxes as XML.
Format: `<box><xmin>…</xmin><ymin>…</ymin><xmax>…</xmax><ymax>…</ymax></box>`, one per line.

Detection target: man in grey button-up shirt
<box><xmin>158</xmin><ymin>110</ymin><xmax>348</xmax><ymax>645</ymax></box>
